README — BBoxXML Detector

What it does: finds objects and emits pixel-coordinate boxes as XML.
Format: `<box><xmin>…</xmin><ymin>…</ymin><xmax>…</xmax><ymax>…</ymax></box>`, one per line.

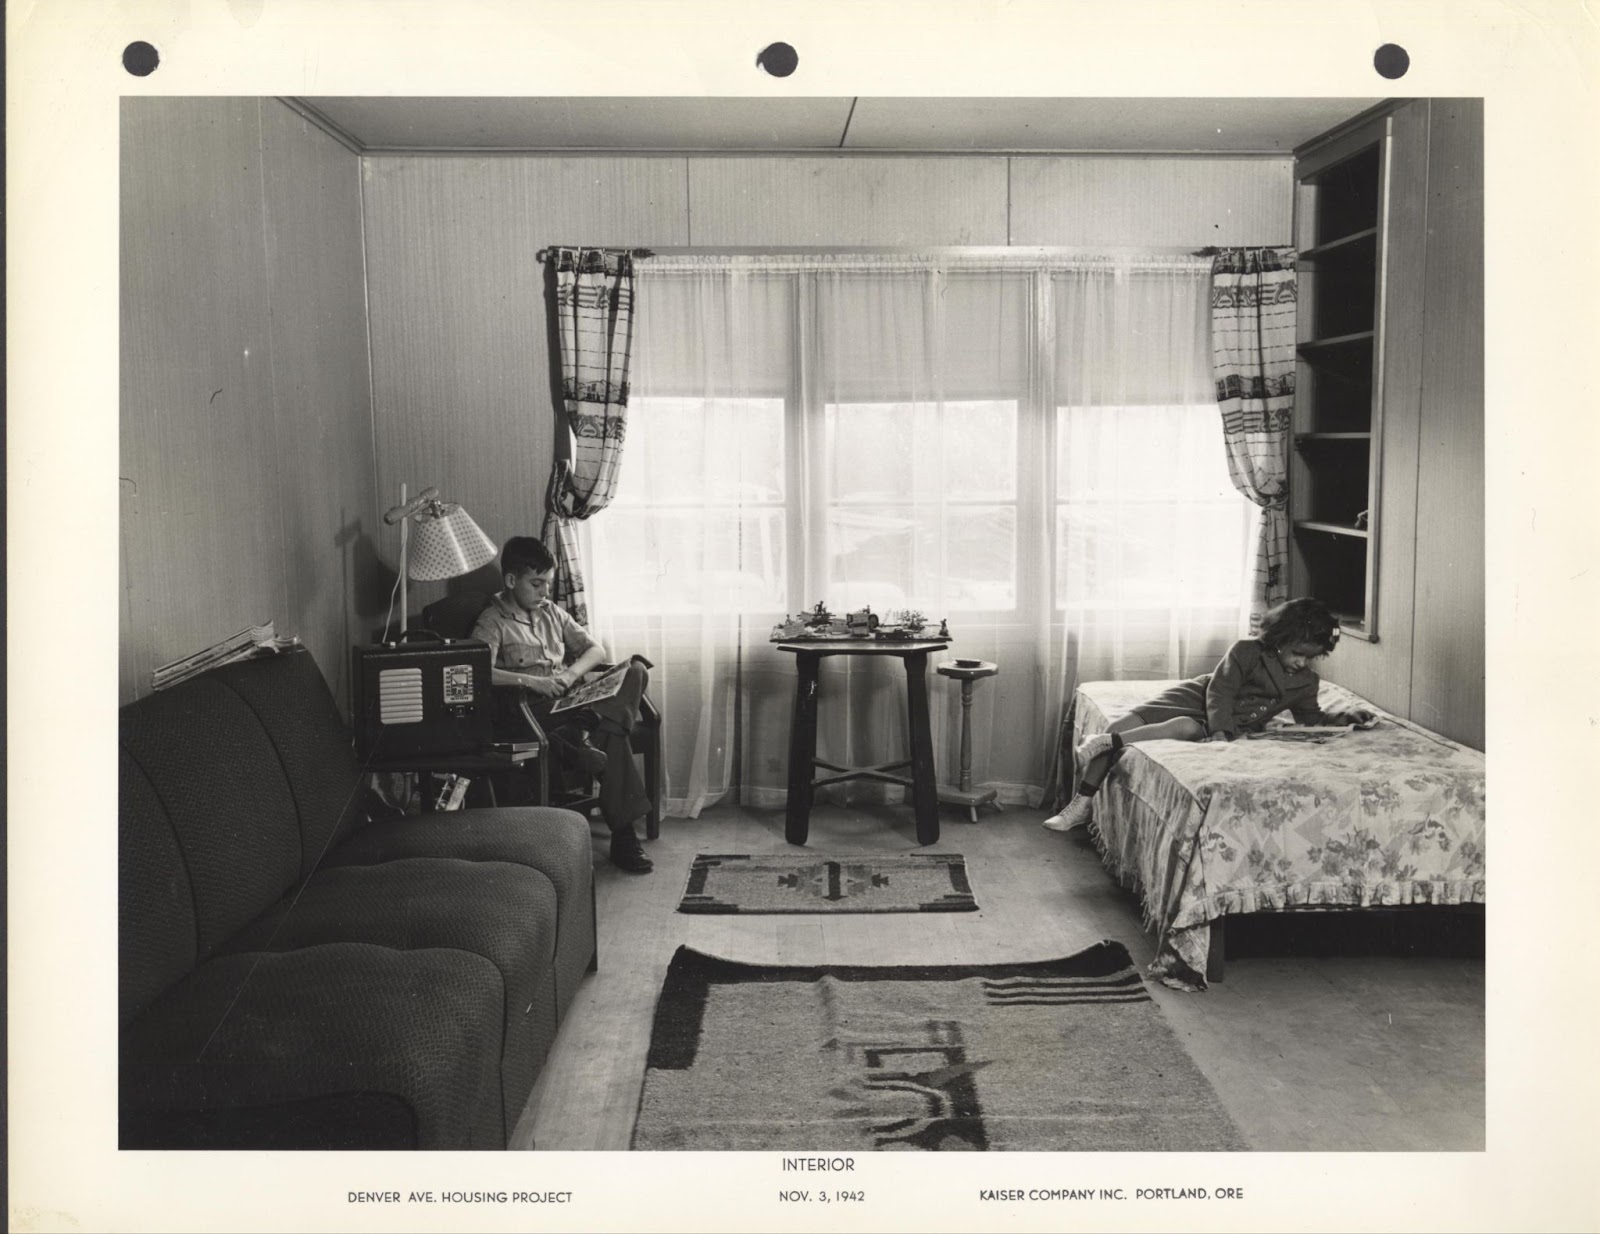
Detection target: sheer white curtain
<box><xmin>807</xmin><ymin>263</ymin><xmax>1043</xmax><ymax>806</ymax></box>
<box><xmin>586</xmin><ymin>265</ymin><xmax>793</xmax><ymax>816</ymax></box>
<box><xmin>589</xmin><ymin>253</ymin><xmax>1253</xmax><ymax>818</ymax></box>
<box><xmin>1041</xmin><ymin>260</ymin><xmax>1255</xmax><ymax>794</ymax></box>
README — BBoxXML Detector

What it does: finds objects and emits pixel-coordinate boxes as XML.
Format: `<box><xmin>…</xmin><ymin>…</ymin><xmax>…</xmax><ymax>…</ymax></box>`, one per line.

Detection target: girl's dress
<box><xmin>1129</xmin><ymin>638</ymin><xmax>1359</xmax><ymax>737</ymax></box>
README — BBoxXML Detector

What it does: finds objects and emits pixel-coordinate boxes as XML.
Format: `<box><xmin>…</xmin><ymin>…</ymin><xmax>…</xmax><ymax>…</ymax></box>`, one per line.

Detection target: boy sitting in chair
<box><xmin>471</xmin><ymin>536</ymin><xmax>655</xmax><ymax>874</ymax></box>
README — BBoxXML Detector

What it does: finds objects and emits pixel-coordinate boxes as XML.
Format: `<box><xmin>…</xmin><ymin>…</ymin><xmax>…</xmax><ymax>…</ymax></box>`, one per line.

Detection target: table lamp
<box><xmin>383</xmin><ymin>484</ymin><xmax>498</xmax><ymax>633</ymax></box>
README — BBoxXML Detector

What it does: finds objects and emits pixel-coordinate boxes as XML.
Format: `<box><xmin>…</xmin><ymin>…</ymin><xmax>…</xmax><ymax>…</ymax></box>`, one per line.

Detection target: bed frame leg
<box><xmin>1206</xmin><ymin>918</ymin><xmax>1226</xmax><ymax>983</ymax></box>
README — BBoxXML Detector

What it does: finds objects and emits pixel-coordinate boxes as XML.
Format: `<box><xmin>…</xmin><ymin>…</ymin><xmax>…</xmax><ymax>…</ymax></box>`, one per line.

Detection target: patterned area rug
<box><xmin>631</xmin><ymin>943</ymin><xmax>1247</xmax><ymax>1151</ymax></box>
<box><xmin>676</xmin><ymin>853</ymin><xmax>977</xmax><ymax>915</ymax></box>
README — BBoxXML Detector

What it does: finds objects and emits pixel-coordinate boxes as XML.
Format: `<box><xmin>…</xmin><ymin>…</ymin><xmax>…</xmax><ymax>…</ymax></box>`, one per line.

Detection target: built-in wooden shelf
<box><xmin>1292</xmin><ymin>435</ymin><xmax>1369</xmax><ymax>451</ymax></box>
<box><xmin>1299</xmin><ymin>330</ymin><xmax>1375</xmax><ymax>353</ymax></box>
<box><xmin>1299</xmin><ymin>227</ymin><xmax>1379</xmax><ymax>261</ymax></box>
<box><xmin>1293</xmin><ymin>123</ymin><xmax>1388</xmax><ymax>637</ymax></box>
<box><xmin>1297</xmin><ymin>332</ymin><xmax>1376</xmax><ymax>386</ymax></box>
<box><xmin>1295</xmin><ymin>520</ymin><xmax>1369</xmax><ymax>539</ymax></box>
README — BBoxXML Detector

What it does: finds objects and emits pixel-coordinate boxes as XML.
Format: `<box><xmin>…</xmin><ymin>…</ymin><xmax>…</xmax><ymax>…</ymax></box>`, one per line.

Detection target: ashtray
<box><xmin>954</xmin><ymin>658</ymin><xmax>982</xmax><ymax>668</ymax></box>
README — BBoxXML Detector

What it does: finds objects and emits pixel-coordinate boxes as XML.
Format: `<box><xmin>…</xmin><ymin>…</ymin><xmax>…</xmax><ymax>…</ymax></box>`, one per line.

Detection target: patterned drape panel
<box><xmin>542</xmin><ymin>246</ymin><xmax>637</xmax><ymax>623</ymax></box>
<box><xmin>1210</xmin><ymin>247</ymin><xmax>1297</xmax><ymax>633</ymax></box>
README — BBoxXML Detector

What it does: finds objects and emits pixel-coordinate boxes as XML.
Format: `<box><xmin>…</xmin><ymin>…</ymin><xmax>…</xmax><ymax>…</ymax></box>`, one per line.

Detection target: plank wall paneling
<box><xmin>1009</xmin><ymin>158</ymin><xmax>1293</xmax><ymax>247</ymax></box>
<box><xmin>259</xmin><ymin>100</ymin><xmax>380</xmax><ymax>708</ymax></box>
<box><xmin>120</xmin><ymin>98</ymin><xmax>373</xmax><ymax>709</ymax></box>
<box><xmin>121</xmin><ymin>99</ymin><xmax>286</xmax><ymax>704</ymax></box>
<box><xmin>358</xmin><ymin>156</ymin><xmax>689</xmax><ymax>610</ymax></box>
<box><xmin>687</xmin><ymin>157</ymin><xmax>1009</xmax><ymax>247</ymax></box>
<box><xmin>1409</xmin><ymin>99</ymin><xmax>1485</xmax><ymax>749</ymax></box>
<box><xmin>1320</xmin><ymin>102</ymin><xmax>1428</xmax><ymax>717</ymax></box>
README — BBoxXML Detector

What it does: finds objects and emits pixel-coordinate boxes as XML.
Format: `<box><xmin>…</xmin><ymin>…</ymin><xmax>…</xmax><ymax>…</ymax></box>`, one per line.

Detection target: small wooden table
<box><xmin>775</xmin><ymin>638</ymin><xmax>950</xmax><ymax>846</ymax></box>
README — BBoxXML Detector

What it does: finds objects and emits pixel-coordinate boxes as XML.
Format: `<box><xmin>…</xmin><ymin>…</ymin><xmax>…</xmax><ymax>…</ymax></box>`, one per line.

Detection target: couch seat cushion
<box><xmin>325</xmin><ymin>806</ymin><xmax>596</xmax><ymax>1020</ymax></box>
<box><xmin>121</xmin><ymin>942</ymin><xmax>504</xmax><ymax>1150</ymax></box>
<box><xmin>221</xmin><ymin>857</ymin><xmax>559</xmax><ymax>1137</ymax></box>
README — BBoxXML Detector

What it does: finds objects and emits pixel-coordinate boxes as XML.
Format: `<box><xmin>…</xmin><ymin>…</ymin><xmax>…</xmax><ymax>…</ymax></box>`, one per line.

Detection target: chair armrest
<box><xmin>491</xmin><ymin>686</ymin><xmax>548</xmax><ymax>745</ymax></box>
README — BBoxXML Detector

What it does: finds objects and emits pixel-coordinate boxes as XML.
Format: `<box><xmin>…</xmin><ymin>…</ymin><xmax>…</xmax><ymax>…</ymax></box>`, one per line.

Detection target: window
<box><xmin>590</xmin><ymin>259</ymin><xmax>1251</xmax><ymax>628</ymax></box>
<box><xmin>580</xmin><ymin>255</ymin><xmax>1254</xmax><ymax>816</ymax></box>
<box><xmin>824</xmin><ymin>400</ymin><xmax>1018</xmax><ymax>613</ymax></box>
<box><xmin>598</xmin><ymin>397</ymin><xmax>786</xmax><ymax>614</ymax></box>
<box><xmin>1055</xmin><ymin>403</ymin><xmax>1254</xmax><ymax>612</ymax></box>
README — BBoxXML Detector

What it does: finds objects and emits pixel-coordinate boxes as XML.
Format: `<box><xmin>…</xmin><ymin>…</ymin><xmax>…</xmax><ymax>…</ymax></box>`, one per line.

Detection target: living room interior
<box><xmin>117</xmin><ymin>94</ymin><xmax>1486</xmax><ymax>1155</ymax></box>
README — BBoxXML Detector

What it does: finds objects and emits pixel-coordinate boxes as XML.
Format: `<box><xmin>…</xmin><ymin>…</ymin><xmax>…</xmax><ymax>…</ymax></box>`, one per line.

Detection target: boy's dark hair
<box><xmin>1258</xmin><ymin>597</ymin><xmax>1341</xmax><ymax>655</ymax></box>
<box><xmin>501</xmin><ymin>536</ymin><xmax>556</xmax><ymax>581</ymax></box>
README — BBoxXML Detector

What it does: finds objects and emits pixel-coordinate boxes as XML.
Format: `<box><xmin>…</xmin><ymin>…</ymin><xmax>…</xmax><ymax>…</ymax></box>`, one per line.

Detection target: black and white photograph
<box><xmin>8</xmin><ymin>3</ymin><xmax>1597</xmax><ymax>1232</ymax></box>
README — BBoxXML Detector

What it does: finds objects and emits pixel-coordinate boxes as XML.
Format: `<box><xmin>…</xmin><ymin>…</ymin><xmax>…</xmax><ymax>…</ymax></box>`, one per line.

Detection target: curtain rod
<box><xmin>532</xmin><ymin>245</ymin><xmax>1281</xmax><ymax>263</ymax></box>
<box><xmin>626</xmin><ymin>250</ymin><xmax>1227</xmax><ymax>275</ymax></box>
<box><xmin>534</xmin><ymin>246</ymin><xmax>656</xmax><ymax>263</ymax></box>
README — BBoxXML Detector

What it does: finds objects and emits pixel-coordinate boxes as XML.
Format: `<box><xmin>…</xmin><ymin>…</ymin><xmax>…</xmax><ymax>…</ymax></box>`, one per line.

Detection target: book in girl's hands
<box><xmin>1244</xmin><ymin>723</ymin><xmax>1365</xmax><ymax>742</ymax></box>
<box><xmin>549</xmin><ymin>662</ymin><xmax>630</xmax><ymax>714</ymax></box>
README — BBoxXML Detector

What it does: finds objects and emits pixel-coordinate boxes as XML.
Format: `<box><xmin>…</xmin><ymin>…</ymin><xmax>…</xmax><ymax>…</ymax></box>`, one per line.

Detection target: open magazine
<box><xmin>151</xmin><ymin>620</ymin><xmax>301</xmax><ymax>691</ymax></box>
<box><xmin>548</xmin><ymin>661</ymin><xmax>630</xmax><ymax>714</ymax></box>
<box><xmin>1242</xmin><ymin>721</ymin><xmax>1375</xmax><ymax>742</ymax></box>
<box><xmin>1242</xmin><ymin>726</ymin><xmax>1351</xmax><ymax>742</ymax></box>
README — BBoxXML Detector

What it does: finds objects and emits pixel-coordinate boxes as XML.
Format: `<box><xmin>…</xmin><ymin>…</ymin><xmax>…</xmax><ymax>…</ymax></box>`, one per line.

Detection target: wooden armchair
<box><xmin>419</xmin><ymin>592</ymin><xmax>663</xmax><ymax>838</ymax></box>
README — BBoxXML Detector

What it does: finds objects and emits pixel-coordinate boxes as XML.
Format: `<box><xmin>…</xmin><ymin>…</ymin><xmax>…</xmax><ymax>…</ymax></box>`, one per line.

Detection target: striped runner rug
<box><xmin>631</xmin><ymin>942</ymin><xmax>1246</xmax><ymax>1151</ymax></box>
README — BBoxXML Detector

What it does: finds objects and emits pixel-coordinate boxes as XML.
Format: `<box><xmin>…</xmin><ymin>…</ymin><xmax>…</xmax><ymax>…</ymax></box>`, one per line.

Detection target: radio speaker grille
<box><xmin>377</xmin><ymin>668</ymin><xmax>425</xmax><ymax>724</ymax></box>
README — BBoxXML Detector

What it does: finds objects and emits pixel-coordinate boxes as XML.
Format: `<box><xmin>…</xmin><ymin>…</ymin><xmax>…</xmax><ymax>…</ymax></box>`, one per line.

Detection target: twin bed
<box><xmin>1069</xmin><ymin>679</ymin><xmax>1486</xmax><ymax>989</ymax></box>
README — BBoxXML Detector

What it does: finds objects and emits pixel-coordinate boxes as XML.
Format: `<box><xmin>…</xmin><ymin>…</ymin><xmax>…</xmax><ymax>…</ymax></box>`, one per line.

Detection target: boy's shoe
<box><xmin>1074</xmin><ymin>732</ymin><xmax>1115</xmax><ymax>765</ymax></box>
<box><xmin>1041</xmin><ymin>795</ymin><xmax>1094</xmax><ymax>833</ymax></box>
<box><xmin>555</xmin><ymin>730</ymin><xmax>608</xmax><ymax>778</ymax></box>
<box><xmin>609</xmin><ymin>826</ymin><xmax>654</xmax><ymax>874</ymax></box>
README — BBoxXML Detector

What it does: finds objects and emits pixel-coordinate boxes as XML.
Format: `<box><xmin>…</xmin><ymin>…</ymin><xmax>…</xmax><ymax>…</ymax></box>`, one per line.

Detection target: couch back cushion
<box><xmin>119</xmin><ymin>662</ymin><xmax>311</xmax><ymax>972</ymax></box>
<box><xmin>207</xmin><ymin>649</ymin><xmax>369</xmax><ymax>880</ymax></box>
<box><xmin>119</xmin><ymin>751</ymin><xmax>198</xmax><ymax>1023</ymax></box>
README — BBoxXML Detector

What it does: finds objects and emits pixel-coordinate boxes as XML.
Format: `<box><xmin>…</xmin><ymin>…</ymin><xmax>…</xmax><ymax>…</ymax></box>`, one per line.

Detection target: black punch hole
<box><xmin>123</xmin><ymin>41</ymin><xmax>160</xmax><ymax>77</ymax></box>
<box><xmin>757</xmin><ymin>42</ymin><xmax>798</xmax><ymax>78</ymax></box>
<box><xmin>1373</xmin><ymin>43</ymin><xmax>1409</xmax><ymax>80</ymax></box>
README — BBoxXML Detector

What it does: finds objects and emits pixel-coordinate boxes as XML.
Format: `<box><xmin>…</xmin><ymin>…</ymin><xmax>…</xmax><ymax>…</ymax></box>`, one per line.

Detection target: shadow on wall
<box><xmin>342</xmin><ymin>512</ymin><xmax>394</xmax><ymax>630</ymax></box>
<box><xmin>450</xmin><ymin>563</ymin><xmax>506</xmax><ymax>597</ymax></box>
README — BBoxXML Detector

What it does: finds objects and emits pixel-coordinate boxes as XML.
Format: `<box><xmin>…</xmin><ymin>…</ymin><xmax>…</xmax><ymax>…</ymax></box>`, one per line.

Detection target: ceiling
<box><xmin>294</xmin><ymin>96</ymin><xmax>1384</xmax><ymax>155</ymax></box>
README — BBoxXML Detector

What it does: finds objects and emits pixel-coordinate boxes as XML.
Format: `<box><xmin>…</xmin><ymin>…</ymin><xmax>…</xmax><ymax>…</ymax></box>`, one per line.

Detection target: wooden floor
<box><xmin>512</xmin><ymin>801</ymin><xmax>1485</xmax><ymax>1152</ymax></box>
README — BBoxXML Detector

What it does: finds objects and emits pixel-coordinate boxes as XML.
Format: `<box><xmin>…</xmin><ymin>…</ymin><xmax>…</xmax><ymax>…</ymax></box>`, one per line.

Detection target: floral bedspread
<box><xmin>1073</xmin><ymin>680</ymin><xmax>1486</xmax><ymax>990</ymax></box>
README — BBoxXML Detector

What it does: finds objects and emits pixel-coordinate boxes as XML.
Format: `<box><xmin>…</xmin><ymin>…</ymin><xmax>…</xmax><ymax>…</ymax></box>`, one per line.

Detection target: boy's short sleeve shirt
<box><xmin>471</xmin><ymin>592</ymin><xmax>597</xmax><ymax>674</ymax></box>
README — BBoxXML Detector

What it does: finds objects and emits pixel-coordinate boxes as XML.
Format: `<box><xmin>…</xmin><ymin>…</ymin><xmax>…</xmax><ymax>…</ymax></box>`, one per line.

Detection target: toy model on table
<box><xmin>770</xmin><ymin>602</ymin><xmax>951</xmax><ymax>642</ymax></box>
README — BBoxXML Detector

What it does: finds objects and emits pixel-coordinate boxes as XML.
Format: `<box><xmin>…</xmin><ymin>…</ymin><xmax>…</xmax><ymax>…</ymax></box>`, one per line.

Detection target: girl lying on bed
<box><xmin>1042</xmin><ymin>596</ymin><xmax>1378</xmax><ymax>834</ymax></box>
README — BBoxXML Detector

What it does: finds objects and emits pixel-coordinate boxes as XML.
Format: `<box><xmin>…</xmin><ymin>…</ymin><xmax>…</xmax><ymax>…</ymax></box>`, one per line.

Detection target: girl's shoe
<box><xmin>1041</xmin><ymin>795</ymin><xmax>1094</xmax><ymax>833</ymax></box>
<box><xmin>1074</xmin><ymin>732</ymin><xmax>1115</xmax><ymax>765</ymax></box>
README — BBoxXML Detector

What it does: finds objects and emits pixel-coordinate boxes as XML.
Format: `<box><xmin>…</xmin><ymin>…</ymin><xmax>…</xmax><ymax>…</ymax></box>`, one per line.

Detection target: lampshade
<box><xmin>408</xmin><ymin>503</ymin><xmax>498</xmax><ymax>581</ymax></box>
<box><xmin>382</xmin><ymin>484</ymin><xmax>499</xmax><ymax>636</ymax></box>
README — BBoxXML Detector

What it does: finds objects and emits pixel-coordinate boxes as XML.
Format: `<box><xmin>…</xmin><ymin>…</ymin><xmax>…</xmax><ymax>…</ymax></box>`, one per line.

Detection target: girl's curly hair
<box><xmin>1258</xmin><ymin>597</ymin><xmax>1341</xmax><ymax>655</ymax></box>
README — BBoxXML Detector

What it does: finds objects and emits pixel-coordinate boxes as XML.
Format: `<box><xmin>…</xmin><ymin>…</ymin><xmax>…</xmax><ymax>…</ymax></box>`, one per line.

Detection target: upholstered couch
<box><xmin>118</xmin><ymin>645</ymin><xmax>596</xmax><ymax>1149</ymax></box>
